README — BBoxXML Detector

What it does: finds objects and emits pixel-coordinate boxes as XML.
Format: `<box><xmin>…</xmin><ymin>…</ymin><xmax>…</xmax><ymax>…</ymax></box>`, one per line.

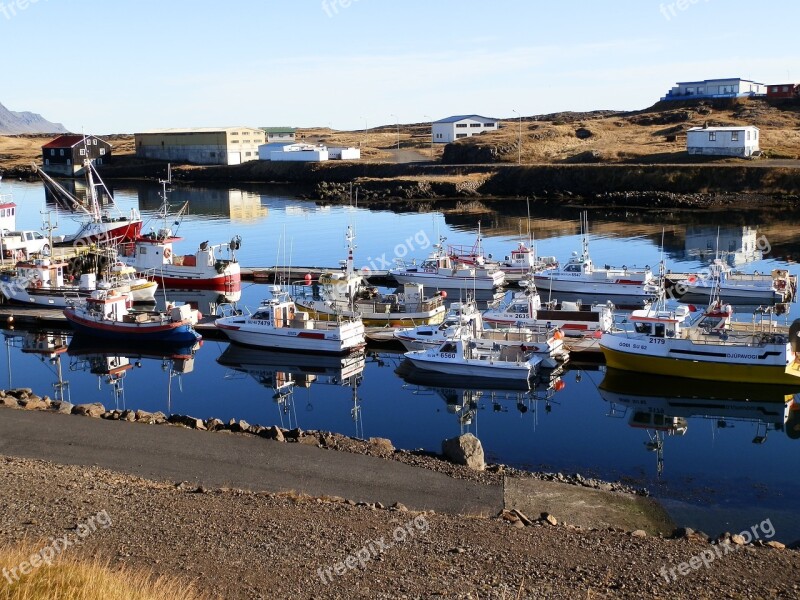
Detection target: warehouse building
<box><xmin>135</xmin><ymin>127</ymin><xmax>266</xmax><ymax>165</ymax></box>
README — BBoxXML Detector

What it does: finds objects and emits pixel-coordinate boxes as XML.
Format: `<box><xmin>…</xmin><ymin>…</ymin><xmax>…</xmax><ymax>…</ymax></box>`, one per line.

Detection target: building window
<box><xmin>772</xmin><ymin>86</ymin><xmax>779</xmax><ymax>92</ymax></box>
<box><xmin>697</xmin><ymin>88</ymin><xmax>704</xmax><ymax>94</ymax></box>
<box><xmin>470</xmin><ymin>123</ymin><xmax>482</xmax><ymax>128</ymax></box>
<box><xmin>731</xmin><ymin>132</ymin><xmax>739</xmax><ymax>142</ymax></box>
<box><xmin>209</xmin><ymin>152</ymin><xmax>216</xmax><ymax>157</ymax></box>
<box><xmin>455</xmin><ymin>124</ymin><xmax>468</xmax><ymax>128</ymax></box>
<box><xmin>456</xmin><ymin>134</ymin><xmax>467</xmax><ymax>139</ymax></box>
<box><xmin>484</xmin><ymin>123</ymin><xmax>495</xmax><ymax>128</ymax></box>
<box><xmin>245</xmin><ymin>152</ymin><xmax>251</xmax><ymax>157</ymax></box>
<box><xmin>231</xmin><ymin>132</ymin><xmax>239</xmax><ymax>135</ymax></box>
<box><xmin>746</xmin><ymin>130</ymin><xmax>751</xmax><ymax>140</ymax></box>
<box><xmin>45</xmin><ymin>159</ymin><xmax>49</xmax><ymax>165</ymax></box>
<box><xmin>99</xmin><ymin>148</ymin><xmax>105</xmax><ymax>155</ymax></box>
<box><xmin>66</xmin><ymin>159</ymin><xmax>71</xmax><ymax>165</ymax></box>
<box><xmin>708</xmin><ymin>132</ymin><xmax>716</xmax><ymax>141</ymax></box>
<box><xmin>79</xmin><ymin>149</ymin><xmax>86</xmax><ymax>156</ymax></box>
<box><xmin>93</xmin><ymin>139</ymin><xmax>97</xmax><ymax>145</ymax></box>
<box><xmin>50</xmin><ymin>149</ymin><xmax>55</xmax><ymax>156</ymax></box>
<box><xmin>59</xmin><ymin>149</ymin><xmax>64</xmax><ymax>156</ymax></box>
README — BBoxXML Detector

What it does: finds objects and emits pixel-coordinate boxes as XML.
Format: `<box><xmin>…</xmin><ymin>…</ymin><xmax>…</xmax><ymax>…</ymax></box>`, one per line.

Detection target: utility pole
<box><xmin>512</xmin><ymin>109</ymin><xmax>522</xmax><ymax>164</ymax></box>
<box><xmin>424</xmin><ymin>115</ymin><xmax>434</xmax><ymax>160</ymax></box>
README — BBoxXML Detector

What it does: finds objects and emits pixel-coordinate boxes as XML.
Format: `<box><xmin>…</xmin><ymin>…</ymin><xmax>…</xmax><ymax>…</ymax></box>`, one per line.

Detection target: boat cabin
<box><xmin>86</xmin><ymin>289</ymin><xmax>131</xmax><ymax>320</ymax></box>
<box><xmin>251</xmin><ymin>295</ymin><xmax>314</xmax><ymax>330</ymax></box>
<box><xmin>15</xmin><ymin>259</ymin><xmax>71</xmax><ymax>289</ymax></box>
<box><xmin>629</xmin><ymin>305</ymin><xmax>694</xmax><ymax>338</ymax></box>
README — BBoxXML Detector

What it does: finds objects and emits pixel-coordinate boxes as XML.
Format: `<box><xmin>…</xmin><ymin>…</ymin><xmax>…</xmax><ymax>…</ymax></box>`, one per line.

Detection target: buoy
<box><xmin>6</xmin><ymin>316</ymin><xmax>13</xmax><ymax>324</ymax></box>
<box><xmin>304</xmin><ymin>273</ymin><xmax>312</xmax><ymax>283</ymax></box>
<box><xmin>440</xmin><ymin>290</ymin><xmax>447</xmax><ymax>299</ymax></box>
<box><xmin>554</xmin><ymin>379</ymin><xmax>566</xmax><ymax>392</ymax></box>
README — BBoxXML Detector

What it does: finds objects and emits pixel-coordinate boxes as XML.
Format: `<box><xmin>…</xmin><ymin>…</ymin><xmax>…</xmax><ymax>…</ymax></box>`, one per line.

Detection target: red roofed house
<box><xmin>41</xmin><ymin>135</ymin><xmax>112</xmax><ymax>177</ymax></box>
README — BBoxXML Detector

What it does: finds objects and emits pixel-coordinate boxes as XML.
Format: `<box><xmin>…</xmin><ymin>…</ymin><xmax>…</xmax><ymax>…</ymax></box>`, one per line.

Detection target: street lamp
<box><xmin>512</xmin><ymin>109</ymin><xmax>522</xmax><ymax>164</ymax></box>
<box><xmin>424</xmin><ymin>114</ymin><xmax>434</xmax><ymax>160</ymax></box>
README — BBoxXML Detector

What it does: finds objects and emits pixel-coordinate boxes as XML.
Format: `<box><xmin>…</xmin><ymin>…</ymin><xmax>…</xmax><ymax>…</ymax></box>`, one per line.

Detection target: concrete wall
<box><xmin>271</xmin><ymin>149</ymin><xmax>329</xmax><ymax>162</ymax></box>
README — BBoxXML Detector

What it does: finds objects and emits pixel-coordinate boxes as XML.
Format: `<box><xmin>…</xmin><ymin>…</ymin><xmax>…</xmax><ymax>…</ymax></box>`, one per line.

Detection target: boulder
<box><xmin>121</xmin><ymin>410</ymin><xmax>136</xmax><ymax>422</ymax></box>
<box><xmin>229</xmin><ymin>419</ymin><xmax>252</xmax><ymax>434</ymax></box>
<box><xmin>369</xmin><ymin>437</ymin><xmax>395</xmax><ymax>455</ymax></box>
<box><xmin>168</xmin><ymin>414</ymin><xmax>207</xmax><ymax>430</ymax></box>
<box><xmin>135</xmin><ymin>410</ymin><xmax>155</xmax><ymax>423</ymax></box>
<box><xmin>284</xmin><ymin>428</ymin><xmax>302</xmax><ymax>442</ymax></box>
<box><xmin>258</xmin><ymin>426</ymin><xmax>285</xmax><ymax>442</ymax></box>
<box><xmin>631</xmin><ymin>530</ymin><xmax>647</xmax><ymax>538</ymax></box>
<box><xmin>541</xmin><ymin>513</ymin><xmax>558</xmax><ymax>526</ymax></box>
<box><xmin>72</xmin><ymin>403</ymin><xmax>106</xmax><ymax>418</ymax></box>
<box><xmin>441</xmin><ymin>433</ymin><xmax>485</xmax><ymax>471</ymax></box>
<box><xmin>299</xmin><ymin>434</ymin><xmax>321</xmax><ymax>446</ymax></box>
<box><xmin>22</xmin><ymin>397</ymin><xmax>48</xmax><ymax>410</ymax></box>
<box><xmin>731</xmin><ymin>534</ymin><xmax>747</xmax><ymax>546</ymax></box>
<box><xmin>205</xmin><ymin>418</ymin><xmax>225</xmax><ymax>432</ymax></box>
<box><xmin>0</xmin><ymin>396</ymin><xmax>19</xmax><ymax>408</ymax></box>
<box><xmin>52</xmin><ymin>401</ymin><xmax>74</xmax><ymax>414</ymax></box>
<box><xmin>766</xmin><ymin>541</ymin><xmax>786</xmax><ymax>550</ymax></box>
<box><xmin>151</xmin><ymin>411</ymin><xmax>167</xmax><ymax>425</ymax></box>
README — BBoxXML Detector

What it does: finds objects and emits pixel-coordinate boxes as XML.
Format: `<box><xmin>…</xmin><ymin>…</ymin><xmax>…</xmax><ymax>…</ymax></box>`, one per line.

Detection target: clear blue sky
<box><xmin>2</xmin><ymin>0</ymin><xmax>798</xmax><ymax>132</ymax></box>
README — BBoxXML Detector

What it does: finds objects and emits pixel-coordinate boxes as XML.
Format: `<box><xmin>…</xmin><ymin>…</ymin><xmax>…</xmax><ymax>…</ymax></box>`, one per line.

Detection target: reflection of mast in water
<box><xmin>19</xmin><ymin>332</ymin><xmax>71</xmax><ymax>403</ymax></box>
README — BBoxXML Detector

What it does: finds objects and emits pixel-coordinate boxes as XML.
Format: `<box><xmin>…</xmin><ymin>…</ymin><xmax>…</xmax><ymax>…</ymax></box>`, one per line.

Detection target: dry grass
<box><xmin>0</xmin><ymin>542</ymin><xmax>205</xmax><ymax>600</ymax></box>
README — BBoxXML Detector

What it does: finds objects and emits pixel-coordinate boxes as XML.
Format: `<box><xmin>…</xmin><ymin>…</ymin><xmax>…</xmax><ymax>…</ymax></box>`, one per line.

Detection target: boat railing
<box><xmin>216</xmin><ymin>302</ymin><xmax>246</xmax><ymax>318</ymax></box>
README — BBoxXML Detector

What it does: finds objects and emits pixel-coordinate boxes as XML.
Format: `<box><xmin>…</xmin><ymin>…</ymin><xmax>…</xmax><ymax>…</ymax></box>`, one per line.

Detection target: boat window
<box><xmin>634</xmin><ymin>322</ymin><xmax>652</xmax><ymax>335</ymax></box>
<box><xmin>252</xmin><ymin>311</ymin><xmax>270</xmax><ymax>320</ymax></box>
<box><xmin>440</xmin><ymin>342</ymin><xmax>457</xmax><ymax>353</ymax></box>
<box><xmin>653</xmin><ymin>323</ymin><xmax>666</xmax><ymax>338</ymax></box>
<box><xmin>631</xmin><ymin>413</ymin><xmax>651</xmax><ymax>425</ymax></box>
<box><xmin>419</xmin><ymin>331</ymin><xmax>432</xmax><ymax>336</ymax></box>
<box><xmin>565</xmin><ymin>264</ymin><xmax>581</xmax><ymax>273</ymax></box>
<box><xmin>700</xmin><ymin>316</ymin><xmax>723</xmax><ymax>330</ymax></box>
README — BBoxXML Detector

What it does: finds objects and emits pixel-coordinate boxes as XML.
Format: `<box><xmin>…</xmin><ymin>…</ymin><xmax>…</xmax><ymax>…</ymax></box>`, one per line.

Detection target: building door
<box><xmin>228</xmin><ymin>152</ymin><xmax>241</xmax><ymax>165</ymax></box>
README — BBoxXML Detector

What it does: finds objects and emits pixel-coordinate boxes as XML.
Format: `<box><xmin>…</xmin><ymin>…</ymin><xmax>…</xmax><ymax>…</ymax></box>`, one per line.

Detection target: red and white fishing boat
<box><xmin>119</xmin><ymin>231</ymin><xmax>242</xmax><ymax>292</ymax></box>
<box><xmin>118</xmin><ymin>177</ymin><xmax>242</xmax><ymax>292</ymax></box>
<box><xmin>35</xmin><ymin>158</ymin><xmax>142</xmax><ymax>246</ymax></box>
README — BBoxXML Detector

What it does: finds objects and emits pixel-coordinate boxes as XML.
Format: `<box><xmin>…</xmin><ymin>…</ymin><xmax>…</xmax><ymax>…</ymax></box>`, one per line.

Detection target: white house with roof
<box><xmin>432</xmin><ymin>115</ymin><xmax>499</xmax><ymax>144</ymax></box>
<box><xmin>686</xmin><ymin>126</ymin><xmax>760</xmax><ymax>157</ymax></box>
<box><xmin>663</xmin><ymin>78</ymin><xmax>767</xmax><ymax>101</ymax></box>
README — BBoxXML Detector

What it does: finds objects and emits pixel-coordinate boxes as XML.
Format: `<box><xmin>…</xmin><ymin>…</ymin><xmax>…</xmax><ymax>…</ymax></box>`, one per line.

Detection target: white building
<box><xmin>262</xmin><ymin>143</ymin><xmax>329</xmax><ymax>162</ymax></box>
<box><xmin>261</xmin><ymin>127</ymin><xmax>296</xmax><ymax>143</ymax></box>
<box><xmin>327</xmin><ymin>147</ymin><xmax>361</xmax><ymax>160</ymax></box>
<box><xmin>135</xmin><ymin>127</ymin><xmax>265</xmax><ymax>165</ymax></box>
<box><xmin>686</xmin><ymin>126</ymin><xmax>760</xmax><ymax>157</ymax></box>
<box><xmin>663</xmin><ymin>78</ymin><xmax>766</xmax><ymax>101</ymax></box>
<box><xmin>432</xmin><ymin>115</ymin><xmax>499</xmax><ymax>144</ymax></box>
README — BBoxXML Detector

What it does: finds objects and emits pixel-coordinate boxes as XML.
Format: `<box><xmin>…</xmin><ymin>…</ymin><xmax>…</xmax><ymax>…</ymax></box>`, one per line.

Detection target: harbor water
<box><xmin>2</xmin><ymin>179</ymin><xmax>800</xmax><ymax>543</ymax></box>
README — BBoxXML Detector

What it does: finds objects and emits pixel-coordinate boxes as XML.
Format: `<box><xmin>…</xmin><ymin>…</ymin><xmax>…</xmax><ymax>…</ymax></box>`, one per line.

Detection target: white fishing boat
<box><xmin>447</xmin><ymin>224</ymin><xmax>558</xmax><ymax>283</ymax></box>
<box><xmin>394</xmin><ymin>299</ymin><xmax>568</xmax><ymax>368</ymax></box>
<box><xmin>35</xmin><ymin>160</ymin><xmax>142</xmax><ymax>246</ymax></box>
<box><xmin>532</xmin><ymin>213</ymin><xmax>659</xmax><ymax>299</ymax></box>
<box><xmin>293</xmin><ymin>226</ymin><xmax>446</xmax><ymax>327</ymax></box>
<box><xmin>483</xmin><ymin>280</ymin><xmax>615</xmax><ymax>336</ymax></box>
<box><xmin>599</xmin><ymin>297</ymin><xmax>800</xmax><ymax>385</ymax></box>
<box><xmin>389</xmin><ymin>235</ymin><xmax>505</xmax><ymax>291</ymax></box>
<box><xmin>404</xmin><ymin>335</ymin><xmax>542</xmax><ymax>381</ymax></box>
<box><xmin>104</xmin><ymin>262</ymin><xmax>158</xmax><ymax>302</ymax></box>
<box><xmin>215</xmin><ymin>287</ymin><xmax>365</xmax><ymax>354</ymax></box>
<box><xmin>0</xmin><ymin>258</ymin><xmax>134</xmax><ymax>308</ymax></box>
<box><xmin>675</xmin><ymin>259</ymin><xmax>795</xmax><ymax>304</ymax></box>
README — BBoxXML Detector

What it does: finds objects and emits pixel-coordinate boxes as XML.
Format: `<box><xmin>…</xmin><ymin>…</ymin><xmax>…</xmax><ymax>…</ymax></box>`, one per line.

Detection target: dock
<box><xmin>241</xmin><ymin>267</ymin><xmax>394</xmax><ymax>286</ymax></box>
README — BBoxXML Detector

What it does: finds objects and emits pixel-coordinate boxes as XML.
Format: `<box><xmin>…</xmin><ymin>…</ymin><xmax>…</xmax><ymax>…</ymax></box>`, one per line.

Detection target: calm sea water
<box><xmin>2</xmin><ymin>179</ymin><xmax>800</xmax><ymax>543</ymax></box>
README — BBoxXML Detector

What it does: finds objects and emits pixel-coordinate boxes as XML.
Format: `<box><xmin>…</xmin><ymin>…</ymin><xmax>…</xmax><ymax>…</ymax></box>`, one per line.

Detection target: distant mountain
<box><xmin>0</xmin><ymin>102</ymin><xmax>68</xmax><ymax>135</ymax></box>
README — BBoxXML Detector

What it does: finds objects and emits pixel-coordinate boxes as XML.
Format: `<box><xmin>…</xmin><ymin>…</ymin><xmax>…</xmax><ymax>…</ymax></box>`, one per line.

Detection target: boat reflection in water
<box><xmin>66</xmin><ymin>334</ymin><xmax>202</xmax><ymax>410</ymax></box>
<box><xmin>13</xmin><ymin>330</ymin><xmax>72</xmax><ymax>403</ymax></box>
<box><xmin>216</xmin><ymin>343</ymin><xmax>366</xmax><ymax>432</ymax></box>
<box><xmin>152</xmin><ymin>288</ymin><xmax>243</xmax><ymax>317</ymax></box>
<box><xmin>396</xmin><ymin>360</ymin><xmax>567</xmax><ymax>436</ymax></box>
<box><xmin>599</xmin><ymin>368</ymin><xmax>800</xmax><ymax>475</ymax></box>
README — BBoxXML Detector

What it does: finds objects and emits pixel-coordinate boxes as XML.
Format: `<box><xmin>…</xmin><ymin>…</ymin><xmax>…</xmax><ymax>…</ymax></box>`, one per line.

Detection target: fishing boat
<box><xmin>293</xmin><ymin>226</ymin><xmax>446</xmax><ymax>327</ymax></box>
<box><xmin>404</xmin><ymin>335</ymin><xmax>542</xmax><ymax>381</ymax></box>
<box><xmin>215</xmin><ymin>287</ymin><xmax>365</xmax><ymax>354</ymax></box>
<box><xmin>674</xmin><ymin>259</ymin><xmax>795</xmax><ymax>304</ymax></box>
<box><xmin>532</xmin><ymin>213</ymin><xmax>659</xmax><ymax>299</ymax></box>
<box><xmin>394</xmin><ymin>298</ymin><xmax>568</xmax><ymax>368</ymax></box>
<box><xmin>118</xmin><ymin>177</ymin><xmax>242</xmax><ymax>292</ymax></box>
<box><xmin>599</xmin><ymin>298</ymin><xmax>800</xmax><ymax>385</ymax></box>
<box><xmin>389</xmin><ymin>235</ymin><xmax>505</xmax><ymax>291</ymax></box>
<box><xmin>35</xmin><ymin>160</ymin><xmax>142</xmax><ymax>246</ymax></box>
<box><xmin>63</xmin><ymin>289</ymin><xmax>201</xmax><ymax>343</ymax></box>
<box><xmin>120</xmin><ymin>232</ymin><xmax>241</xmax><ymax>291</ymax></box>
<box><xmin>0</xmin><ymin>258</ymin><xmax>135</xmax><ymax>308</ymax></box>
<box><xmin>104</xmin><ymin>262</ymin><xmax>158</xmax><ymax>302</ymax></box>
<box><xmin>447</xmin><ymin>224</ymin><xmax>558</xmax><ymax>283</ymax></box>
<box><xmin>482</xmin><ymin>280</ymin><xmax>615</xmax><ymax>337</ymax></box>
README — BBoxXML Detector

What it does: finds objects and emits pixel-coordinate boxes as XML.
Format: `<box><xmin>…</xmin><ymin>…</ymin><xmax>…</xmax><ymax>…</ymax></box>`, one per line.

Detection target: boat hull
<box><xmin>295</xmin><ymin>301</ymin><xmax>446</xmax><ymax>328</ymax></box>
<box><xmin>59</xmin><ymin>220</ymin><xmax>143</xmax><ymax>246</ymax></box>
<box><xmin>532</xmin><ymin>275</ymin><xmax>654</xmax><ymax>297</ymax></box>
<box><xmin>63</xmin><ymin>309</ymin><xmax>200</xmax><ymax>343</ymax></box>
<box><xmin>145</xmin><ymin>268</ymin><xmax>241</xmax><ymax>292</ymax></box>
<box><xmin>680</xmin><ymin>284</ymin><xmax>780</xmax><ymax>303</ymax></box>
<box><xmin>216</xmin><ymin>321</ymin><xmax>365</xmax><ymax>354</ymax></box>
<box><xmin>600</xmin><ymin>343</ymin><xmax>800</xmax><ymax>385</ymax></box>
<box><xmin>405</xmin><ymin>355</ymin><xmax>533</xmax><ymax>380</ymax></box>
